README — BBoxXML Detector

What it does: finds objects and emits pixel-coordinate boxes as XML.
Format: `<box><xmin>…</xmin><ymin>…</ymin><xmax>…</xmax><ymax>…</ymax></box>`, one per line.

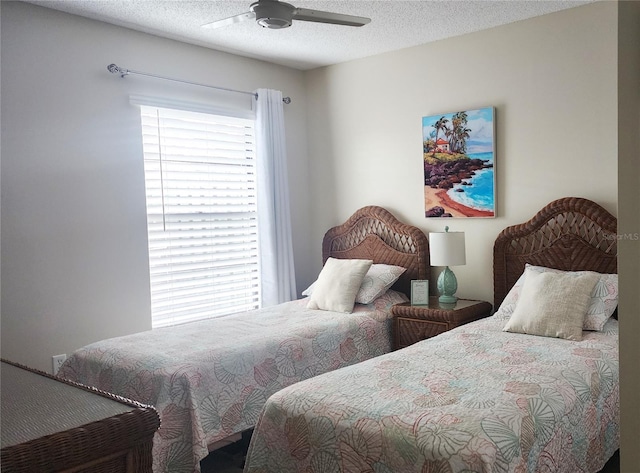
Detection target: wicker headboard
<box><xmin>322</xmin><ymin>206</ymin><xmax>429</xmax><ymax>298</ymax></box>
<box><xmin>493</xmin><ymin>197</ymin><xmax>617</xmax><ymax>309</ymax></box>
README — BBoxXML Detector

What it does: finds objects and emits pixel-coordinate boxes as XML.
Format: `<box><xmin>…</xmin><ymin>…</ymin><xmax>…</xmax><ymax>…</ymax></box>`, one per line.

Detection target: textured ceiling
<box><xmin>23</xmin><ymin>0</ymin><xmax>594</xmax><ymax>70</ymax></box>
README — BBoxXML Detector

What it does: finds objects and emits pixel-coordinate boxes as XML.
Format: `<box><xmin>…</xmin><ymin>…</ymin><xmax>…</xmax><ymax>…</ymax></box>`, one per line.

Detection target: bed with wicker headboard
<box><xmin>244</xmin><ymin>197</ymin><xmax>620</xmax><ymax>473</ymax></box>
<box><xmin>494</xmin><ymin>196</ymin><xmax>617</xmax><ymax>308</ymax></box>
<box><xmin>57</xmin><ymin>205</ymin><xmax>429</xmax><ymax>473</ymax></box>
<box><xmin>322</xmin><ymin>205</ymin><xmax>430</xmax><ymax>297</ymax></box>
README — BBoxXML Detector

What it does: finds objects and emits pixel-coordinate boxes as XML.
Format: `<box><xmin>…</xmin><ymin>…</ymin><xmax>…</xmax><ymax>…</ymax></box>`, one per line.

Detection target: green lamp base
<box><xmin>437</xmin><ymin>266</ymin><xmax>458</xmax><ymax>304</ymax></box>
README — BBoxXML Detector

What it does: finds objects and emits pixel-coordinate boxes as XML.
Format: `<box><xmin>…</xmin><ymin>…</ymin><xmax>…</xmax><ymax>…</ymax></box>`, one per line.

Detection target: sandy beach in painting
<box><xmin>424</xmin><ymin>186</ymin><xmax>495</xmax><ymax>218</ymax></box>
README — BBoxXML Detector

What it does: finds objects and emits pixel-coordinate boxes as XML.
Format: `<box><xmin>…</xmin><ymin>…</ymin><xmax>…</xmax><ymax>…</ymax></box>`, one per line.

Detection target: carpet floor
<box><xmin>200</xmin><ymin>433</ymin><xmax>250</xmax><ymax>473</ymax></box>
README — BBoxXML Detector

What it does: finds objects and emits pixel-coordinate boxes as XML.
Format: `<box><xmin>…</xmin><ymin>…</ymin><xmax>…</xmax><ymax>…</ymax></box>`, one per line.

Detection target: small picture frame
<box><xmin>411</xmin><ymin>280</ymin><xmax>429</xmax><ymax>306</ymax></box>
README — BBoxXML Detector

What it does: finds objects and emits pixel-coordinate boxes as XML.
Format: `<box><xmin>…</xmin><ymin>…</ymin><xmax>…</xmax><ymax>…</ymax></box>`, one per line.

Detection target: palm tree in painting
<box><xmin>448</xmin><ymin>111</ymin><xmax>470</xmax><ymax>153</ymax></box>
<box><xmin>448</xmin><ymin>112</ymin><xmax>463</xmax><ymax>152</ymax></box>
<box><xmin>458</xmin><ymin>127</ymin><xmax>471</xmax><ymax>153</ymax></box>
<box><xmin>432</xmin><ymin>116</ymin><xmax>449</xmax><ymax>156</ymax></box>
<box><xmin>451</xmin><ymin>126</ymin><xmax>471</xmax><ymax>154</ymax></box>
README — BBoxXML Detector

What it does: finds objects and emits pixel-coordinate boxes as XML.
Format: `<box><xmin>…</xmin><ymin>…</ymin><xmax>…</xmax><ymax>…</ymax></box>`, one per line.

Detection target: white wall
<box><xmin>0</xmin><ymin>1</ymin><xmax>311</xmax><ymax>372</ymax></box>
<box><xmin>304</xmin><ymin>2</ymin><xmax>618</xmax><ymax>305</ymax></box>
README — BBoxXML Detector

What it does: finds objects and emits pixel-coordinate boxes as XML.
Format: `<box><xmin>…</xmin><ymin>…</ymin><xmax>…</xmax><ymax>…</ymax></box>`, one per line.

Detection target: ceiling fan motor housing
<box><xmin>251</xmin><ymin>0</ymin><xmax>294</xmax><ymax>29</ymax></box>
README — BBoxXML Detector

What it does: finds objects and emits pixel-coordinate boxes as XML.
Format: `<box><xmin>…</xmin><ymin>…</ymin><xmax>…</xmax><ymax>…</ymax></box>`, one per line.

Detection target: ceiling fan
<box><xmin>202</xmin><ymin>0</ymin><xmax>371</xmax><ymax>30</ymax></box>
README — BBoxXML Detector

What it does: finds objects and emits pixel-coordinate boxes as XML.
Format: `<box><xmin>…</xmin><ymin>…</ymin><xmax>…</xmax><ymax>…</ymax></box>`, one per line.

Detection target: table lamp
<box><xmin>429</xmin><ymin>226</ymin><xmax>466</xmax><ymax>304</ymax></box>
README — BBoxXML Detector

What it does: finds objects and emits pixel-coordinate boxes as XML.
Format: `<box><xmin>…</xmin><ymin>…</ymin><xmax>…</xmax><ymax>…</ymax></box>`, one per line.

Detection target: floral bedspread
<box><xmin>244</xmin><ymin>314</ymin><xmax>619</xmax><ymax>473</ymax></box>
<box><xmin>57</xmin><ymin>290</ymin><xmax>406</xmax><ymax>473</ymax></box>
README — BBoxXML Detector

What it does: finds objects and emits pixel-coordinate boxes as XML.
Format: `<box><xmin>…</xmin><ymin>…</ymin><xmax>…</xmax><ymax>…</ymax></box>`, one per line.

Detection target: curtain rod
<box><xmin>106</xmin><ymin>64</ymin><xmax>291</xmax><ymax>104</ymax></box>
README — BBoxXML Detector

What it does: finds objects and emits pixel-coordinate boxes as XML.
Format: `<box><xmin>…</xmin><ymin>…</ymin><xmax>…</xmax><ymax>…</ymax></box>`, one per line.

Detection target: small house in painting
<box><xmin>435</xmin><ymin>138</ymin><xmax>450</xmax><ymax>152</ymax></box>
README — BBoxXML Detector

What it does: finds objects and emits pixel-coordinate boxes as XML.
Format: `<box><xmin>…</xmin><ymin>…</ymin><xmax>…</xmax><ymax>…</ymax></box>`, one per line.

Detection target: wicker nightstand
<box><xmin>393</xmin><ymin>297</ymin><xmax>492</xmax><ymax>350</ymax></box>
<box><xmin>1</xmin><ymin>359</ymin><xmax>160</xmax><ymax>473</ymax></box>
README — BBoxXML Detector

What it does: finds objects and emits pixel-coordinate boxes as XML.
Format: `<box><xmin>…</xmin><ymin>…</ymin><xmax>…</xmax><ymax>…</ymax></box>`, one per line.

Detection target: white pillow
<box><xmin>302</xmin><ymin>263</ymin><xmax>406</xmax><ymax>304</ymax></box>
<box><xmin>494</xmin><ymin>264</ymin><xmax>618</xmax><ymax>331</ymax></box>
<box><xmin>306</xmin><ymin>258</ymin><xmax>373</xmax><ymax>313</ymax></box>
<box><xmin>357</xmin><ymin>264</ymin><xmax>407</xmax><ymax>303</ymax></box>
<box><xmin>503</xmin><ymin>268</ymin><xmax>599</xmax><ymax>341</ymax></box>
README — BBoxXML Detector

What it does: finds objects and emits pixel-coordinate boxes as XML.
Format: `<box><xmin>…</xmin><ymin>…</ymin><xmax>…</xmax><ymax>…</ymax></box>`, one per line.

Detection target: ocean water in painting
<box><xmin>448</xmin><ymin>151</ymin><xmax>494</xmax><ymax>212</ymax></box>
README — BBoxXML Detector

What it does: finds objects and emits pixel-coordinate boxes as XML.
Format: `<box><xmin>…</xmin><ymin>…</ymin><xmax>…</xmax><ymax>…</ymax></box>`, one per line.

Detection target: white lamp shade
<box><xmin>429</xmin><ymin>231</ymin><xmax>466</xmax><ymax>266</ymax></box>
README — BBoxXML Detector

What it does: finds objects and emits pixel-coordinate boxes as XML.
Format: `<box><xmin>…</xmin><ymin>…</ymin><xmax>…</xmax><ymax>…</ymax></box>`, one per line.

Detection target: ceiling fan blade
<box><xmin>201</xmin><ymin>11</ymin><xmax>255</xmax><ymax>29</ymax></box>
<box><xmin>292</xmin><ymin>8</ymin><xmax>371</xmax><ymax>27</ymax></box>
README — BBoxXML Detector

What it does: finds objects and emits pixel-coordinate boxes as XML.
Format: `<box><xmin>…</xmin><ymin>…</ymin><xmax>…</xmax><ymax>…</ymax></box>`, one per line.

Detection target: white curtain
<box><xmin>254</xmin><ymin>88</ymin><xmax>297</xmax><ymax>306</ymax></box>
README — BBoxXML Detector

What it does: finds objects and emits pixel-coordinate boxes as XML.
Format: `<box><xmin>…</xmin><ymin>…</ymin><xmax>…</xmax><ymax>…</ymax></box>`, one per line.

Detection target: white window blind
<box><xmin>140</xmin><ymin>105</ymin><xmax>260</xmax><ymax>328</ymax></box>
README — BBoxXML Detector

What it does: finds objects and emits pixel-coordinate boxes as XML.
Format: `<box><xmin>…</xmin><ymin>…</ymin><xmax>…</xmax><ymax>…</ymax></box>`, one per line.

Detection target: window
<box><xmin>139</xmin><ymin>105</ymin><xmax>260</xmax><ymax>328</ymax></box>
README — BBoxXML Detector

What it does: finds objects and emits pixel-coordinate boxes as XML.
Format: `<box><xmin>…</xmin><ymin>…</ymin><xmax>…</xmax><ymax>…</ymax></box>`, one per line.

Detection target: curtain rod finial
<box><xmin>107</xmin><ymin>63</ymin><xmax>129</xmax><ymax>77</ymax></box>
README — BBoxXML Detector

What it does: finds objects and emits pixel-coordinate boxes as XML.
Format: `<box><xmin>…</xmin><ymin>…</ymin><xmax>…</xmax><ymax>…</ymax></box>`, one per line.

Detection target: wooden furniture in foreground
<box><xmin>392</xmin><ymin>297</ymin><xmax>492</xmax><ymax>349</ymax></box>
<box><xmin>1</xmin><ymin>359</ymin><xmax>160</xmax><ymax>473</ymax></box>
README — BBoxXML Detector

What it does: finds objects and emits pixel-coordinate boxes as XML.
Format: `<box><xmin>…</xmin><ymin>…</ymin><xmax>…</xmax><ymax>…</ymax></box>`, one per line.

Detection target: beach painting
<box><xmin>423</xmin><ymin>107</ymin><xmax>495</xmax><ymax>218</ymax></box>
